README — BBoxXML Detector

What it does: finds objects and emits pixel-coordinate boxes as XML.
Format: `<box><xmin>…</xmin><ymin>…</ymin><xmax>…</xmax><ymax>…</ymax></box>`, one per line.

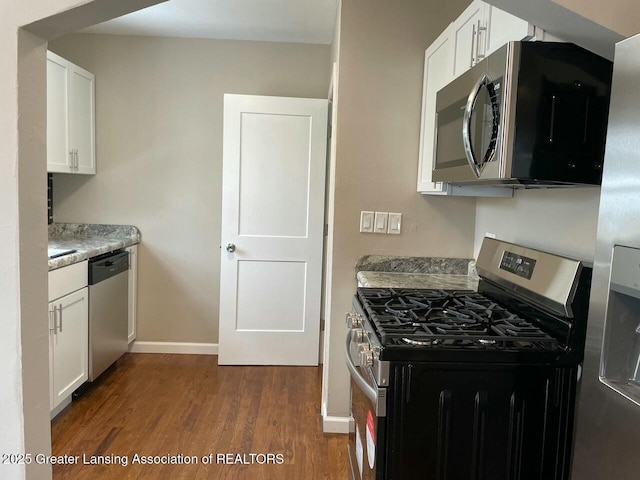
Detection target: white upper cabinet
<box><xmin>47</xmin><ymin>51</ymin><xmax>96</xmax><ymax>175</ymax></box>
<box><xmin>417</xmin><ymin>25</ymin><xmax>454</xmax><ymax>195</ymax></box>
<box><xmin>485</xmin><ymin>5</ymin><xmax>535</xmax><ymax>57</ymax></box>
<box><xmin>452</xmin><ymin>1</ymin><xmax>487</xmax><ymax>79</ymax></box>
<box><xmin>68</xmin><ymin>65</ymin><xmax>96</xmax><ymax>174</ymax></box>
<box><xmin>47</xmin><ymin>53</ymin><xmax>70</xmax><ymax>173</ymax></box>
<box><xmin>452</xmin><ymin>0</ymin><xmax>539</xmax><ymax>79</ymax></box>
<box><xmin>417</xmin><ymin>0</ymin><xmax>539</xmax><ymax>196</ymax></box>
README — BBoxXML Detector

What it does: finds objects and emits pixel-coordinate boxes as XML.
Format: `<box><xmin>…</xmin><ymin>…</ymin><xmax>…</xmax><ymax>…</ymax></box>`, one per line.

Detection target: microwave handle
<box><xmin>462</xmin><ymin>73</ymin><xmax>489</xmax><ymax>178</ymax></box>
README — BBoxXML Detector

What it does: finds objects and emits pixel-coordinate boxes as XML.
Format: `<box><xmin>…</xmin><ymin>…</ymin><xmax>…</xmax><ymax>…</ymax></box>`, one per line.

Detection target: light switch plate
<box><xmin>388</xmin><ymin>213</ymin><xmax>402</xmax><ymax>234</ymax></box>
<box><xmin>360</xmin><ymin>211</ymin><xmax>374</xmax><ymax>233</ymax></box>
<box><xmin>374</xmin><ymin>212</ymin><xmax>389</xmax><ymax>234</ymax></box>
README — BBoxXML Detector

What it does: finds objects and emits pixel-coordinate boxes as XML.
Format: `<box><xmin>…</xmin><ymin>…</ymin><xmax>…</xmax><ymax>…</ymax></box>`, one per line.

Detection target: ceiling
<box><xmin>81</xmin><ymin>0</ymin><xmax>339</xmax><ymax>45</ymax></box>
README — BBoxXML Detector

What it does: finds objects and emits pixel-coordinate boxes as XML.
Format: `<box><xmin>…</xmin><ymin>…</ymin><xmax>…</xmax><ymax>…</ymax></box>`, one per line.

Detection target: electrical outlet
<box><xmin>388</xmin><ymin>213</ymin><xmax>402</xmax><ymax>234</ymax></box>
<box><xmin>360</xmin><ymin>211</ymin><xmax>374</xmax><ymax>233</ymax></box>
<box><xmin>374</xmin><ymin>212</ymin><xmax>389</xmax><ymax>233</ymax></box>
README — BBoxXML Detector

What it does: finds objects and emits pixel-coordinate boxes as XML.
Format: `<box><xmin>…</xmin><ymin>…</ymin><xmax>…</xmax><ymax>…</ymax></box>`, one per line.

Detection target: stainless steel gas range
<box><xmin>346</xmin><ymin>238</ymin><xmax>592</xmax><ymax>480</ymax></box>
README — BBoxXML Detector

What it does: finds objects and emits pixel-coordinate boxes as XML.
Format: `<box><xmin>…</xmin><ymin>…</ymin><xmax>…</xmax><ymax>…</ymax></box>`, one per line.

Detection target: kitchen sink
<box><xmin>47</xmin><ymin>248</ymin><xmax>77</xmax><ymax>259</ymax></box>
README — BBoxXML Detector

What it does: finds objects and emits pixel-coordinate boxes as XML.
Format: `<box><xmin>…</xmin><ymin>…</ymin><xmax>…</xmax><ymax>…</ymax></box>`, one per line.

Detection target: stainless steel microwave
<box><xmin>432</xmin><ymin>42</ymin><xmax>612</xmax><ymax>187</ymax></box>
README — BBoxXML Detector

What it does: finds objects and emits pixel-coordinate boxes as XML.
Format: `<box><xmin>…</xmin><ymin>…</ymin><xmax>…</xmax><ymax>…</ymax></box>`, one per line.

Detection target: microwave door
<box><xmin>433</xmin><ymin>62</ymin><xmax>484</xmax><ymax>183</ymax></box>
<box><xmin>463</xmin><ymin>74</ymin><xmax>500</xmax><ymax>178</ymax></box>
<box><xmin>433</xmin><ymin>56</ymin><xmax>504</xmax><ymax>184</ymax></box>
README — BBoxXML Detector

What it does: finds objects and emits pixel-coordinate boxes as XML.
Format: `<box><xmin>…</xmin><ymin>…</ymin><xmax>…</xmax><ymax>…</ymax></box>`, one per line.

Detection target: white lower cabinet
<box><xmin>126</xmin><ymin>245</ymin><xmax>138</xmax><ymax>344</ymax></box>
<box><xmin>49</xmin><ymin>287</ymin><xmax>88</xmax><ymax>412</ymax></box>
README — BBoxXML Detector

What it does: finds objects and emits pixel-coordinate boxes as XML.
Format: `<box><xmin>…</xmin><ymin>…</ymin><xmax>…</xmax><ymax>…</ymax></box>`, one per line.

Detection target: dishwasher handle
<box><xmin>89</xmin><ymin>251</ymin><xmax>129</xmax><ymax>284</ymax></box>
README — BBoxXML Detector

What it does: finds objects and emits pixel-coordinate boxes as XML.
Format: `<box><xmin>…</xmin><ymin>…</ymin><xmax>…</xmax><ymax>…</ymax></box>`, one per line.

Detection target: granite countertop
<box><xmin>48</xmin><ymin>223</ymin><xmax>141</xmax><ymax>271</ymax></box>
<box><xmin>355</xmin><ymin>255</ymin><xmax>472</xmax><ymax>275</ymax></box>
<box><xmin>357</xmin><ymin>271</ymin><xmax>478</xmax><ymax>290</ymax></box>
<box><xmin>355</xmin><ymin>254</ymin><xmax>478</xmax><ymax>290</ymax></box>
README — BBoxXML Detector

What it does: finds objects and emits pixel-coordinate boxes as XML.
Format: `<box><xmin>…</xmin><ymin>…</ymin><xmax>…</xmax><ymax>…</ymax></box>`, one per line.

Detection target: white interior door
<box><xmin>219</xmin><ymin>94</ymin><xmax>328</xmax><ymax>365</ymax></box>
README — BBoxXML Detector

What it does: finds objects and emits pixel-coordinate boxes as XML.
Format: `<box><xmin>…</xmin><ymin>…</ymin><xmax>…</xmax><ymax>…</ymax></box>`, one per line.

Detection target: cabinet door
<box><xmin>126</xmin><ymin>245</ymin><xmax>138</xmax><ymax>344</ymax></box>
<box><xmin>69</xmin><ymin>64</ymin><xmax>96</xmax><ymax>174</ymax></box>
<box><xmin>417</xmin><ymin>25</ymin><xmax>454</xmax><ymax>194</ymax></box>
<box><xmin>46</xmin><ymin>52</ymin><xmax>72</xmax><ymax>173</ymax></box>
<box><xmin>452</xmin><ymin>0</ymin><xmax>486</xmax><ymax>79</ymax></box>
<box><xmin>485</xmin><ymin>6</ymin><xmax>535</xmax><ymax>57</ymax></box>
<box><xmin>50</xmin><ymin>287</ymin><xmax>88</xmax><ymax>410</ymax></box>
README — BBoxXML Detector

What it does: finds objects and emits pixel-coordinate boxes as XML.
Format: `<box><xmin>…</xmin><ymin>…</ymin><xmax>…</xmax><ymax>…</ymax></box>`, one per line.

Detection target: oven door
<box><xmin>346</xmin><ymin>331</ymin><xmax>387</xmax><ymax>480</ymax></box>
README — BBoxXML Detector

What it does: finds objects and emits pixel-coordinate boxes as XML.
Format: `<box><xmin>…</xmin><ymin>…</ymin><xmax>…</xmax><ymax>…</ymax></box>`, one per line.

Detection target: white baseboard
<box><xmin>322</xmin><ymin>414</ymin><xmax>353</xmax><ymax>434</ymax></box>
<box><xmin>129</xmin><ymin>341</ymin><xmax>218</xmax><ymax>355</ymax></box>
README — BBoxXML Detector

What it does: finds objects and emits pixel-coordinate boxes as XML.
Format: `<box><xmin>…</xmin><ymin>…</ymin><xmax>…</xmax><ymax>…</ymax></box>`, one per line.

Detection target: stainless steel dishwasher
<box><xmin>88</xmin><ymin>250</ymin><xmax>129</xmax><ymax>381</ymax></box>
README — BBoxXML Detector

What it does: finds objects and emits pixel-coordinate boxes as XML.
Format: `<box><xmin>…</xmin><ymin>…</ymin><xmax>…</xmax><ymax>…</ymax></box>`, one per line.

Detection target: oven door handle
<box><xmin>345</xmin><ymin>330</ymin><xmax>387</xmax><ymax>417</ymax></box>
<box><xmin>462</xmin><ymin>73</ymin><xmax>499</xmax><ymax>178</ymax></box>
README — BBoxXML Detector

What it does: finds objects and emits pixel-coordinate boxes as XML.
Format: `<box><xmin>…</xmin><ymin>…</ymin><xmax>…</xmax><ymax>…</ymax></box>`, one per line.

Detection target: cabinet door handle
<box><xmin>57</xmin><ymin>304</ymin><xmax>63</xmax><ymax>333</ymax></box>
<box><xmin>69</xmin><ymin>150</ymin><xmax>74</xmax><ymax>171</ymax></box>
<box><xmin>74</xmin><ymin>149</ymin><xmax>79</xmax><ymax>171</ymax></box>
<box><xmin>470</xmin><ymin>23</ymin><xmax>476</xmax><ymax>67</ymax></box>
<box><xmin>476</xmin><ymin>20</ymin><xmax>487</xmax><ymax>62</ymax></box>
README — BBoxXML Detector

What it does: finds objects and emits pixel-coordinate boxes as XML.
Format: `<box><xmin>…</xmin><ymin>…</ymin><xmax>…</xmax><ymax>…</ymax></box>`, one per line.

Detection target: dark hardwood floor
<box><xmin>51</xmin><ymin>354</ymin><xmax>349</xmax><ymax>479</ymax></box>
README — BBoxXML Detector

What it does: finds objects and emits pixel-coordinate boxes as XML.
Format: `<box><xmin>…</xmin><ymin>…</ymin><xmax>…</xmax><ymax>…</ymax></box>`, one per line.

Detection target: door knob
<box><xmin>225</xmin><ymin>243</ymin><xmax>236</xmax><ymax>253</ymax></box>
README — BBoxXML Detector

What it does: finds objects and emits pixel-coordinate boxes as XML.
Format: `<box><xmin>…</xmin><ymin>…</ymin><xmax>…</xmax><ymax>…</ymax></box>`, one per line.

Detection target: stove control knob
<box><xmin>358</xmin><ymin>344</ymin><xmax>373</xmax><ymax>367</ymax></box>
<box><xmin>354</xmin><ymin>329</ymin><xmax>367</xmax><ymax>343</ymax></box>
<box><xmin>346</xmin><ymin>313</ymin><xmax>362</xmax><ymax>329</ymax></box>
<box><xmin>360</xmin><ymin>349</ymin><xmax>374</xmax><ymax>368</ymax></box>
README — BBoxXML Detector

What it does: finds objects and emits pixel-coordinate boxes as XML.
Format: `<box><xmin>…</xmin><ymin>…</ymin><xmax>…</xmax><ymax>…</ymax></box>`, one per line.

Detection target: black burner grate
<box><xmin>357</xmin><ymin>288</ymin><xmax>558</xmax><ymax>351</ymax></box>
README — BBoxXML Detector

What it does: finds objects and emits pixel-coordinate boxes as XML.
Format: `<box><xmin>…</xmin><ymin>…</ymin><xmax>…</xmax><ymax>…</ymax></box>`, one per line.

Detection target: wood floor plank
<box><xmin>51</xmin><ymin>353</ymin><xmax>349</xmax><ymax>480</ymax></box>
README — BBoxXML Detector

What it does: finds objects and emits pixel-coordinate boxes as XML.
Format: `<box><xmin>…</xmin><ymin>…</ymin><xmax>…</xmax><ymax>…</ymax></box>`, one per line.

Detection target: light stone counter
<box><xmin>356</xmin><ymin>271</ymin><xmax>478</xmax><ymax>290</ymax></box>
<box><xmin>355</xmin><ymin>254</ymin><xmax>478</xmax><ymax>290</ymax></box>
<box><xmin>48</xmin><ymin>223</ymin><xmax>141</xmax><ymax>271</ymax></box>
<box><xmin>355</xmin><ymin>255</ymin><xmax>471</xmax><ymax>275</ymax></box>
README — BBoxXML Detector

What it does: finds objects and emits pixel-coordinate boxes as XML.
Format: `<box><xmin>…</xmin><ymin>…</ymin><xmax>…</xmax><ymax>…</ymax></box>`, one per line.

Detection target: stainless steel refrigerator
<box><xmin>572</xmin><ymin>32</ymin><xmax>640</xmax><ymax>479</ymax></box>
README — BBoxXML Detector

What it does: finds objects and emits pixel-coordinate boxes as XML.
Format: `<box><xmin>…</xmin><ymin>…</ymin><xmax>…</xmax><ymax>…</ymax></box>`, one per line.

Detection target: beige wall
<box><xmin>475</xmin><ymin>0</ymin><xmax>627</xmax><ymax>264</ymax></box>
<box><xmin>323</xmin><ymin>0</ymin><xmax>476</xmax><ymax>419</ymax></box>
<box><xmin>3</xmin><ymin>2</ymin><xmax>165</xmax><ymax>479</ymax></box>
<box><xmin>49</xmin><ymin>34</ymin><xmax>331</xmax><ymax>344</ymax></box>
<box><xmin>474</xmin><ymin>188</ymin><xmax>601</xmax><ymax>261</ymax></box>
<box><xmin>552</xmin><ymin>0</ymin><xmax>640</xmax><ymax>37</ymax></box>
